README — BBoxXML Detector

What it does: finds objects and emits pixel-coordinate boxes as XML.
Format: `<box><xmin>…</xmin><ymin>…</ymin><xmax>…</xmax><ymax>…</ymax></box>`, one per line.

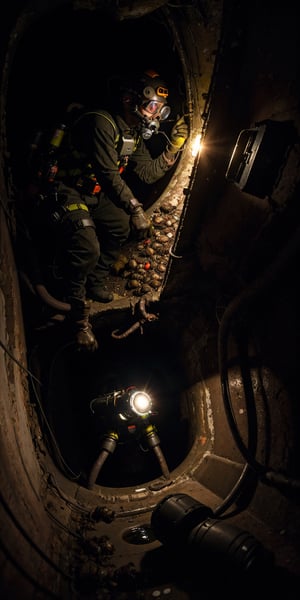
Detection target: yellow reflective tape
<box><xmin>66</xmin><ymin>203</ymin><xmax>88</xmax><ymax>212</ymax></box>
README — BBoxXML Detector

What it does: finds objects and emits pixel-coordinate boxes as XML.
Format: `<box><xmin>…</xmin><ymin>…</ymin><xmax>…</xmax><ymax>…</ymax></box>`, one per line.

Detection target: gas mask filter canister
<box><xmin>141</xmin><ymin>117</ymin><xmax>161</xmax><ymax>139</ymax></box>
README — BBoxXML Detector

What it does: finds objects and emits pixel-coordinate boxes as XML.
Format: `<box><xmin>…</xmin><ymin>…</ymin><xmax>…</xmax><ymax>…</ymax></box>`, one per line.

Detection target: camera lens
<box><xmin>151</xmin><ymin>494</ymin><xmax>274</xmax><ymax>576</ymax></box>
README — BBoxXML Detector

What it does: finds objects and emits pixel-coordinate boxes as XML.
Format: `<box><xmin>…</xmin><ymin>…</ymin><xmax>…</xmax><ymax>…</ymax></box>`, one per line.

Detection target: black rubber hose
<box><xmin>152</xmin><ymin>444</ymin><xmax>171</xmax><ymax>480</ymax></box>
<box><xmin>87</xmin><ymin>449</ymin><xmax>110</xmax><ymax>490</ymax></box>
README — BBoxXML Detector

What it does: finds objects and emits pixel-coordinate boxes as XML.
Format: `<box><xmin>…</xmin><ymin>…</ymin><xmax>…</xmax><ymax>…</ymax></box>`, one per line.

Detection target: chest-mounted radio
<box><xmin>118</xmin><ymin>133</ymin><xmax>136</xmax><ymax>156</ymax></box>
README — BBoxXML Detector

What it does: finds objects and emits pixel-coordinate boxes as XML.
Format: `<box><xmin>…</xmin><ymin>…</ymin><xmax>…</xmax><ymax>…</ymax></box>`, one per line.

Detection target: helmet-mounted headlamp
<box><xmin>139</xmin><ymin>70</ymin><xmax>171</xmax><ymax>121</ymax></box>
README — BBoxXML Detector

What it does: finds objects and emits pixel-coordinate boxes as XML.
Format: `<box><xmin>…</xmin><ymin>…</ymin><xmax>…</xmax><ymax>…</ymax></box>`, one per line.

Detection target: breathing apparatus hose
<box><xmin>20</xmin><ymin>271</ymin><xmax>71</xmax><ymax>312</ymax></box>
<box><xmin>144</xmin><ymin>424</ymin><xmax>170</xmax><ymax>480</ymax></box>
<box><xmin>35</xmin><ymin>284</ymin><xmax>71</xmax><ymax>312</ymax></box>
<box><xmin>87</xmin><ymin>432</ymin><xmax>118</xmax><ymax>490</ymax></box>
<box><xmin>152</xmin><ymin>444</ymin><xmax>171</xmax><ymax>480</ymax></box>
<box><xmin>87</xmin><ymin>449</ymin><xmax>111</xmax><ymax>490</ymax></box>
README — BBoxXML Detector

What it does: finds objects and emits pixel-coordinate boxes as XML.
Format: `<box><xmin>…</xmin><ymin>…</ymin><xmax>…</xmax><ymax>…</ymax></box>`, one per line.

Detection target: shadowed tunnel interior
<box><xmin>1</xmin><ymin>1</ymin><xmax>300</xmax><ymax>599</ymax></box>
<box><xmin>7</xmin><ymin>6</ymin><xmax>185</xmax><ymax>196</ymax></box>
<box><xmin>31</xmin><ymin>316</ymin><xmax>190</xmax><ymax>488</ymax></box>
<box><xmin>8</xmin><ymin>2</ymin><xmax>201</xmax><ymax>494</ymax></box>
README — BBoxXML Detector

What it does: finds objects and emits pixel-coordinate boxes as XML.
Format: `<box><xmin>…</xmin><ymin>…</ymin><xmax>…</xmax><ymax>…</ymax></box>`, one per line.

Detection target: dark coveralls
<box><xmin>47</xmin><ymin>110</ymin><xmax>175</xmax><ymax>305</ymax></box>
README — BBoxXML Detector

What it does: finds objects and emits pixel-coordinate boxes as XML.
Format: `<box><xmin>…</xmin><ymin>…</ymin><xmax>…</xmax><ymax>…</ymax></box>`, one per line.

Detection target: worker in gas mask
<box><xmin>25</xmin><ymin>69</ymin><xmax>189</xmax><ymax>351</ymax></box>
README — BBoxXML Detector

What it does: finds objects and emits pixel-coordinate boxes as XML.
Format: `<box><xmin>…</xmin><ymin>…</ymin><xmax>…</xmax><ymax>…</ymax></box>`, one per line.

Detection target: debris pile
<box><xmin>113</xmin><ymin>199</ymin><xmax>182</xmax><ymax>297</ymax></box>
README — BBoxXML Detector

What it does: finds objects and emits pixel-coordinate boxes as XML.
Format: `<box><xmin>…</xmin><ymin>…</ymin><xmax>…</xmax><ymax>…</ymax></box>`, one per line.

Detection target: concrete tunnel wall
<box><xmin>1</xmin><ymin>1</ymin><xmax>300</xmax><ymax>596</ymax></box>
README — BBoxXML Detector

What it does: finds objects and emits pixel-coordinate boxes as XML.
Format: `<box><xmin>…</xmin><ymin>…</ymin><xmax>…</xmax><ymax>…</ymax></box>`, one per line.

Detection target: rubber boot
<box><xmin>69</xmin><ymin>298</ymin><xmax>98</xmax><ymax>351</ymax></box>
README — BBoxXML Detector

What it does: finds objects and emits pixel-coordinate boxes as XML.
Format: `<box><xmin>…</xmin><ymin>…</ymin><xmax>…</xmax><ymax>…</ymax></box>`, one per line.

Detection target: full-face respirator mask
<box><xmin>134</xmin><ymin>70</ymin><xmax>171</xmax><ymax>139</ymax></box>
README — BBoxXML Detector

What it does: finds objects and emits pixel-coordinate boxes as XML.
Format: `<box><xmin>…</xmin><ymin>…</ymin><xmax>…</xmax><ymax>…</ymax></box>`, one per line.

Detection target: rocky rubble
<box><xmin>110</xmin><ymin>198</ymin><xmax>182</xmax><ymax>298</ymax></box>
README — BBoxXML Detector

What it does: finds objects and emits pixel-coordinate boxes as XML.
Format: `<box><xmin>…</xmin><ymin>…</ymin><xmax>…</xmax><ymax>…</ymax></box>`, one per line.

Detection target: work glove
<box><xmin>168</xmin><ymin>116</ymin><xmax>189</xmax><ymax>154</ymax></box>
<box><xmin>129</xmin><ymin>199</ymin><xmax>151</xmax><ymax>240</ymax></box>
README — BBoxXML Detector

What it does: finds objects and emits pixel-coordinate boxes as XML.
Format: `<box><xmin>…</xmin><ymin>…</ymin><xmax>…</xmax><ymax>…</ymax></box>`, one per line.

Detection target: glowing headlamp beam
<box><xmin>129</xmin><ymin>390</ymin><xmax>152</xmax><ymax>416</ymax></box>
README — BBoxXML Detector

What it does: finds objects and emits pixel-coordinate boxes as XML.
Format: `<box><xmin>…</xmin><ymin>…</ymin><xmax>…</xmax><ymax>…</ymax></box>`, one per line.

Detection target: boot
<box><xmin>86</xmin><ymin>269</ymin><xmax>114</xmax><ymax>303</ymax></box>
<box><xmin>69</xmin><ymin>298</ymin><xmax>98</xmax><ymax>351</ymax></box>
<box><xmin>87</xmin><ymin>287</ymin><xmax>113</xmax><ymax>303</ymax></box>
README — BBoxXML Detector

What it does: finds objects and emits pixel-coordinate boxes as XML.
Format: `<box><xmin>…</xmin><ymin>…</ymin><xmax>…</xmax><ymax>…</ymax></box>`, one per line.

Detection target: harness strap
<box><xmin>78</xmin><ymin>218</ymin><xmax>95</xmax><ymax>229</ymax></box>
<box><xmin>50</xmin><ymin>201</ymin><xmax>92</xmax><ymax>228</ymax></box>
<box><xmin>64</xmin><ymin>203</ymin><xmax>95</xmax><ymax>231</ymax></box>
<box><xmin>80</xmin><ymin>111</ymin><xmax>119</xmax><ymax>140</ymax></box>
<box><xmin>64</xmin><ymin>217</ymin><xmax>95</xmax><ymax>232</ymax></box>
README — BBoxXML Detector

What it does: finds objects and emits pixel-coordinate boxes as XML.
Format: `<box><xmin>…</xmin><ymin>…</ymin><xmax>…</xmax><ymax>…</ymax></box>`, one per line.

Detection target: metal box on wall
<box><xmin>225</xmin><ymin>120</ymin><xmax>295</xmax><ymax>199</ymax></box>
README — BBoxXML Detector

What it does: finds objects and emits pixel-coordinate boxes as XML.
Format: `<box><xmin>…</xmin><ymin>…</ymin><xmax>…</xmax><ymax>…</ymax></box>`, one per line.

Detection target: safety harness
<box><xmin>27</xmin><ymin>110</ymin><xmax>138</xmax><ymax>231</ymax></box>
<box><xmin>57</xmin><ymin>110</ymin><xmax>137</xmax><ymax>196</ymax></box>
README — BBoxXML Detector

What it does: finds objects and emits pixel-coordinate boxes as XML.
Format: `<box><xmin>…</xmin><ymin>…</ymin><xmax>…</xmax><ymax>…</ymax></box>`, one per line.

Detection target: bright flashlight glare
<box><xmin>191</xmin><ymin>133</ymin><xmax>202</xmax><ymax>157</ymax></box>
<box><xmin>130</xmin><ymin>391</ymin><xmax>152</xmax><ymax>416</ymax></box>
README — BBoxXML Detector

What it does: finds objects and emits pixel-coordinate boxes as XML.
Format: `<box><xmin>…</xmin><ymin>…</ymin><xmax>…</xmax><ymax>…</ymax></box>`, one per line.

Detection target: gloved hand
<box><xmin>168</xmin><ymin>116</ymin><xmax>189</xmax><ymax>154</ymax></box>
<box><xmin>129</xmin><ymin>199</ymin><xmax>151</xmax><ymax>240</ymax></box>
